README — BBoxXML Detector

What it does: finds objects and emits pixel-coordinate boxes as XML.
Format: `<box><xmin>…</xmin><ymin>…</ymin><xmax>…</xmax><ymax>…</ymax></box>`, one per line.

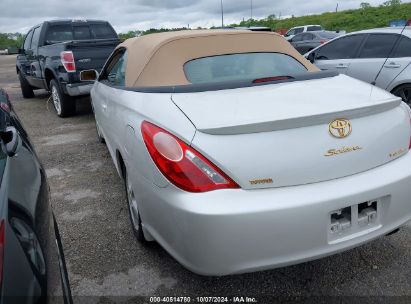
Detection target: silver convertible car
<box><xmin>85</xmin><ymin>30</ymin><xmax>411</xmax><ymax>275</ymax></box>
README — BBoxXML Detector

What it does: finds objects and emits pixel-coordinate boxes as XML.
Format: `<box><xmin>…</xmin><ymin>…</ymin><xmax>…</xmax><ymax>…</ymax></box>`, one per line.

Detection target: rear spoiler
<box><xmin>119</xmin><ymin>70</ymin><xmax>339</xmax><ymax>94</ymax></box>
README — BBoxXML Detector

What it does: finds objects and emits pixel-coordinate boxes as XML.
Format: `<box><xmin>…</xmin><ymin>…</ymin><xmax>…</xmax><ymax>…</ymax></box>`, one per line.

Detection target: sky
<box><xmin>0</xmin><ymin>0</ymin><xmax>403</xmax><ymax>34</ymax></box>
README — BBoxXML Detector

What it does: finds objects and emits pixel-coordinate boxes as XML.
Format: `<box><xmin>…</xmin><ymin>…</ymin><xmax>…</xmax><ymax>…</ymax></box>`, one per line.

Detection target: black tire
<box><xmin>50</xmin><ymin>79</ymin><xmax>76</xmax><ymax>117</ymax></box>
<box><xmin>18</xmin><ymin>72</ymin><xmax>34</xmax><ymax>98</ymax></box>
<box><xmin>92</xmin><ymin>106</ymin><xmax>105</xmax><ymax>143</ymax></box>
<box><xmin>96</xmin><ymin>121</ymin><xmax>105</xmax><ymax>143</ymax></box>
<box><xmin>392</xmin><ymin>84</ymin><xmax>411</xmax><ymax>107</ymax></box>
<box><xmin>124</xmin><ymin>167</ymin><xmax>146</xmax><ymax>243</ymax></box>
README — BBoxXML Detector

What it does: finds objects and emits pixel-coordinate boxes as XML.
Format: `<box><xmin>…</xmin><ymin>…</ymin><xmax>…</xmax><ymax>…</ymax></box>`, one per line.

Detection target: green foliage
<box><xmin>383</xmin><ymin>0</ymin><xmax>402</xmax><ymax>7</ymax></box>
<box><xmin>141</xmin><ymin>27</ymin><xmax>189</xmax><ymax>35</ymax></box>
<box><xmin>237</xmin><ymin>1</ymin><xmax>411</xmax><ymax>32</ymax></box>
<box><xmin>360</xmin><ymin>2</ymin><xmax>371</xmax><ymax>9</ymax></box>
<box><xmin>0</xmin><ymin>33</ymin><xmax>24</xmax><ymax>50</ymax></box>
<box><xmin>118</xmin><ymin>27</ymin><xmax>191</xmax><ymax>40</ymax></box>
<box><xmin>118</xmin><ymin>30</ymin><xmax>142</xmax><ymax>41</ymax></box>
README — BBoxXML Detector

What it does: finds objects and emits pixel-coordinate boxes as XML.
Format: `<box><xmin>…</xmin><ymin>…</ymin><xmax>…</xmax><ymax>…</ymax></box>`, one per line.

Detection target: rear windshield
<box><xmin>307</xmin><ymin>26</ymin><xmax>323</xmax><ymax>31</ymax></box>
<box><xmin>46</xmin><ymin>23</ymin><xmax>117</xmax><ymax>43</ymax></box>
<box><xmin>184</xmin><ymin>53</ymin><xmax>307</xmax><ymax>84</ymax></box>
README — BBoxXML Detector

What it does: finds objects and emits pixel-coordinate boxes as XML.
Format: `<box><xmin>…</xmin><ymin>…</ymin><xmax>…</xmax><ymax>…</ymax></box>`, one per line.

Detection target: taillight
<box><xmin>320</xmin><ymin>39</ymin><xmax>327</xmax><ymax>44</ymax></box>
<box><xmin>60</xmin><ymin>51</ymin><xmax>76</xmax><ymax>72</ymax></box>
<box><xmin>141</xmin><ymin>121</ymin><xmax>239</xmax><ymax>192</ymax></box>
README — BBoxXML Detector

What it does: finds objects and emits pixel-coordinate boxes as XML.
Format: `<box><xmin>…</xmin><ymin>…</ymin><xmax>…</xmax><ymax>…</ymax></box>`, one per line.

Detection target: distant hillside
<box><xmin>236</xmin><ymin>1</ymin><xmax>411</xmax><ymax>32</ymax></box>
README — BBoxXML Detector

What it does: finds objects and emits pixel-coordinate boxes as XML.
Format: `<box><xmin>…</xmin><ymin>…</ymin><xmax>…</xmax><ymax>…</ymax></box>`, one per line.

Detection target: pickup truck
<box><xmin>16</xmin><ymin>20</ymin><xmax>120</xmax><ymax>117</ymax></box>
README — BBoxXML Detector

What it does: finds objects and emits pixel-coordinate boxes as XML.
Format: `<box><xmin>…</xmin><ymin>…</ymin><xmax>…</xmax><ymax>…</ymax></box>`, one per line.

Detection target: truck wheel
<box><xmin>18</xmin><ymin>72</ymin><xmax>34</xmax><ymax>99</ymax></box>
<box><xmin>50</xmin><ymin>79</ymin><xmax>76</xmax><ymax>117</ymax></box>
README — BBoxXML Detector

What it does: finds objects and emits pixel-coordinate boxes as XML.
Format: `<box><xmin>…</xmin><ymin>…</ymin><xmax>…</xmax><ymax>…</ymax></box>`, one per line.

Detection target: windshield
<box><xmin>46</xmin><ymin>23</ymin><xmax>117</xmax><ymax>43</ymax></box>
<box><xmin>184</xmin><ymin>53</ymin><xmax>307</xmax><ymax>84</ymax></box>
<box><xmin>307</xmin><ymin>26</ymin><xmax>323</xmax><ymax>31</ymax></box>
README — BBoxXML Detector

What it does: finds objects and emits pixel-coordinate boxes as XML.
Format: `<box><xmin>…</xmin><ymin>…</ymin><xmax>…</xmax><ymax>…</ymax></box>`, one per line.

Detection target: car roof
<box><xmin>119</xmin><ymin>30</ymin><xmax>318</xmax><ymax>87</ymax></box>
<box><xmin>349</xmin><ymin>26</ymin><xmax>411</xmax><ymax>38</ymax></box>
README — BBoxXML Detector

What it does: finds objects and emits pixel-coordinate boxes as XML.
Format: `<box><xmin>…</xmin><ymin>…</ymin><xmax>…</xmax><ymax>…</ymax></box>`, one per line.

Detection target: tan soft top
<box><xmin>119</xmin><ymin>30</ymin><xmax>319</xmax><ymax>87</ymax></box>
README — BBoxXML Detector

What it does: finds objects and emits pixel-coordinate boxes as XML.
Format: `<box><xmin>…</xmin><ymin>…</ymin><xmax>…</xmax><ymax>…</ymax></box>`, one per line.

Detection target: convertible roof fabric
<box><xmin>119</xmin><ymin>30</ymin><xmax>319</xmax><ymax>87</ymax></box>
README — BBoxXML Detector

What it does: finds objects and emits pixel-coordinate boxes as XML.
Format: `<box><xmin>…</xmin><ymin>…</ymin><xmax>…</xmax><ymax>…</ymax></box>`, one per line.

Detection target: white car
<box><xmin>284</xmin><ymin>25</ymin><xmax>323</xmax><ymax>40</ymax></box>
<box><xmin>305</xmin><ymin>27</ymin><xmax>411</xmax><ymax>106</ymax></box>
<box><xmin>86</xmin><ymin>30</ymin><xmax>411</xmax><ymax>276</ymax></box>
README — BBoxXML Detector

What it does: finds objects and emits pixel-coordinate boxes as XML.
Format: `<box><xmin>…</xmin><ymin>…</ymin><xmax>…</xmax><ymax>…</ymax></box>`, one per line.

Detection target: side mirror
<box><xmin>307</xmin><ymin>52</ymin><xmax>316</xmax><ymax>63</ymax></box>
<box><xmin>1</xmin><ymin>127</ymin><xmax>22</xmax><ymax>157</ymax></box>
<box><xmin>80</xmin><ymin>70</ymin><xmax>99</xmax><ymax>82</ymax></box>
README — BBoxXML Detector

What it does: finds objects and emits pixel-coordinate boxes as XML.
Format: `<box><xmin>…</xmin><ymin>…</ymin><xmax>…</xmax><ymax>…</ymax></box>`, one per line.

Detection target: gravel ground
<box><xmin>1</xmin><ymin>55</ymin><xmax>411</xmax><ymax>303</ymax></box>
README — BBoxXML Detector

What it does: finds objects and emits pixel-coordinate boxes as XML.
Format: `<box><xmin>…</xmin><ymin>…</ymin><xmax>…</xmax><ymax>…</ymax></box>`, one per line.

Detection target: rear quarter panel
<box><xmin>91</xmin><ymin>83</ymin><xmax>196</xmax><ymax>186</ymax></box>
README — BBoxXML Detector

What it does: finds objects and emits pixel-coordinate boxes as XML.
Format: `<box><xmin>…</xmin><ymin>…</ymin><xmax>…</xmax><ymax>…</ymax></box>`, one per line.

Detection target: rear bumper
<box><xmin>139</xmin><ymin>152</ymin><xmax>411</xmax><ymax>276</ymax></box>
<box><xmin>64</xmin><ymin>82</ymin><xmax>93</xmax><ymax>97</ymax></box>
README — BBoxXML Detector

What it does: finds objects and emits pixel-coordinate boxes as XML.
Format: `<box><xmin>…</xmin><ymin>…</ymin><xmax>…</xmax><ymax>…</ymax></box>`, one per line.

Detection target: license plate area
<box><xmin>328</xmin><ymin>198</ymin><xmax>381</xmax><ymax>243</ymax></box>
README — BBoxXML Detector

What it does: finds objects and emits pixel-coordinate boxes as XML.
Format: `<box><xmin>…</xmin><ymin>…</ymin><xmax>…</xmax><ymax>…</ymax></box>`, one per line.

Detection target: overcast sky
<box><xmin>0</xmin><ymin>0</ymin><xmax>405</xmax><ymax>33</ymax></box>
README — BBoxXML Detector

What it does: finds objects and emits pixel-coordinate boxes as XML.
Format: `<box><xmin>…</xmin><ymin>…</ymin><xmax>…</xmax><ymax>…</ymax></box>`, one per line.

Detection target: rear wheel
<box><xmin>50</xmin><ymin>79</ymin><xmax>76</xmax><ymax>117</ymax></box>
<box><xmin>95</xmin><ymin>119</ymin><xmax>105</xmax><ymax>143</ymax></box>
<box><xmin>392</xmin><ymin>84</ymin><xmax>411</xmax><ymax>107</ymax></box>
<box><xmin>92</xmin><ymin>105</ymin><xmax>105</xmax><ymax>143</ymax></box>
<box><xmin>124</xmin><ymin>167</ymin><xmax>146</xmax><ymax>243</ymax></box>
<box><xmin>18</xmin><ymin>72</ymin><xmax>34</xmax><ymax>98</ymax></box>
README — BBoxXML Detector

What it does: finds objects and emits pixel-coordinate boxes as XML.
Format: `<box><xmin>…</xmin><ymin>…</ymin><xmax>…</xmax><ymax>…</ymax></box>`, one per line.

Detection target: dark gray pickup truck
<box><xmin>16</xmin><ymin>20</ymin><xmax>120</xmax><ymax>117</ymax></box>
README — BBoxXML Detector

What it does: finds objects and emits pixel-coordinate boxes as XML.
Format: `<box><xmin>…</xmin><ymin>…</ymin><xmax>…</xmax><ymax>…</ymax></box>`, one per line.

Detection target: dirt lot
<box><xmin>1</xmin><ymin>54</ymin><xmax>411</xmax><ymax>301</ymax></box>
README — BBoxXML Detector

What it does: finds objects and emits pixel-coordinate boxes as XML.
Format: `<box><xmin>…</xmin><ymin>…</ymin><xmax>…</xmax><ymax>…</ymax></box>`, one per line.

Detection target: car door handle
<box><xmin>336</xmin><ymin>64</ymin><xmax>349</xmax><ymax>69</ymax></box>
<box><xmin>384</xmin><ymin>62</ymin><xmax>401</xmax><ymax>68</ymax></box>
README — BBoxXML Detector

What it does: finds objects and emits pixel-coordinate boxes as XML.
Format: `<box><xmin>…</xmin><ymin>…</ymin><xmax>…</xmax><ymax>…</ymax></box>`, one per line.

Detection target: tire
<box><xmin>92</xmin><ymin>107</ymin><xmax>105</xmax><ymax>143</ymax></box>
<box><xmin>124</xmin><ymin>167</ymin><xmax>146</xmax><ymax>243</ymax></box>
<box><xmin>50</xmin><ymin>79</ymin><xmax>76</xmax><ymax>117</ymax></box>
<box><xmin>392</xmin><ymin>84</ymin><xmax>411</xmax><ymax>107</ymax></box>
<box><xmin>18</xmin><ymin>72</ymin><xmax>34</xmax><ymax>98</ymax></box>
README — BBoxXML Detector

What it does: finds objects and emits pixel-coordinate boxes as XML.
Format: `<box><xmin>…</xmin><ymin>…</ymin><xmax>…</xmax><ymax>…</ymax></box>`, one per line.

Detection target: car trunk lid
<box><xmin>171</xmin><ymin>74</ymin><xmax>410</xmax><ymax>189</ymax></box>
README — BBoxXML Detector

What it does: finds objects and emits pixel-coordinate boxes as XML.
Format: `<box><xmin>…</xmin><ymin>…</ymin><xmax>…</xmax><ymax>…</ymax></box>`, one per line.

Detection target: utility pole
<box><xmin>251</xmin><ymin>0</ymin><xmax>253</xmax><ymax>20</ymax></box>
<box><xmin>221</xmin><ymin>0</ymin><xmax>224</xmax><ymax>28</ymax></box>
<box><xmin>336</xmin><ymin>3</ymin><xmax>339</xmax><ymax>12</ymax></box>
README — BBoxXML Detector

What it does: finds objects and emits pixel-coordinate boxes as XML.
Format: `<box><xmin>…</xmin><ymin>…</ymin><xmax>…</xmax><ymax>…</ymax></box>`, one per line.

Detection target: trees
<box><xmin>0</xmin><ymin>33</ymin><xmax>23</xmax><ymax>50</ymax></box>
<box><xmin>383</xmin><ymin>0</ymin><xmax>402</xmax><ymax>6</ymax></box>
<box><xmin>360</xmin><ymin>2</ymin><xmax>371</xmax><ymax>9</ymax></box>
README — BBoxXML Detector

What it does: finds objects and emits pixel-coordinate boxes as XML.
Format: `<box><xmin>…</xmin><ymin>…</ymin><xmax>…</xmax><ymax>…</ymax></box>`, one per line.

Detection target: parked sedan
<box><xmin>305</xmin><ymin>27</ymin><xmax>411</xmax><ymax>106</ymax></box>
<box><xmin>0</xmin><ymin>88</ymin><xmax>72</xmax><ymax>303</ymax></box>
<box><xmin>290</xmin><ymin>31</ymin><xmax>340</xmax><ymax>54</ymax></box>
<box><xmin>87</xmin><ymin>30</ymin><xmax>411</xmax><ymax>276</ymax></box>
